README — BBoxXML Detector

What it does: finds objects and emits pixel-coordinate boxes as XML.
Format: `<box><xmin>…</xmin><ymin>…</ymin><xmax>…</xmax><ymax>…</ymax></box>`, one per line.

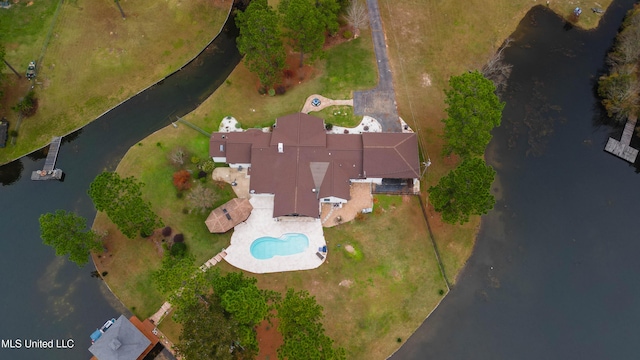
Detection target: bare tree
<box><xmin>344</xmin><ymin>0</ymin><xmax>369</xmax><ymax>36</ymax></box>
<box><xmin>186</xmin><ymin>184</ymin><xmax>217</xmax><ymax>214</ymax></box>
<box><xmin>482</xmin><ymin>38</ymin><xmax>513</xmax><ymax>98</ymax></box>
<box><xmin>169</xmin><ymin>147</ymin><xmax>186</xmax><ymax>167</ymax></box>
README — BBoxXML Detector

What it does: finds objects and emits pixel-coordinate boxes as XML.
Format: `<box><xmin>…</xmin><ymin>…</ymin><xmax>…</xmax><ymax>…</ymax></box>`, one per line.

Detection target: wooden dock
<box><xmin>604</xmin><ymin>115</ymin><xmax>638</xmax><ymax>163</ymax></box>
<box><xmin>31</xmin><ymin>136</ymin><xmax>64</xmax><ymax>180</ymax></box>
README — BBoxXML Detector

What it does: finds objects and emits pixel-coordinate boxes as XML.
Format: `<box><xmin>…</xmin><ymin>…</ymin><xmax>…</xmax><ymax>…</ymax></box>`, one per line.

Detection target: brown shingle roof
<box><xmin>210</xmin><ymin>113</ymin><xmax>420</xmax><ymax>218</ymax></box>
<box><xmin>362</xmin><ymin>133</ymin><xmax>420</xmax><ymax>178</ymax></box>
<box><xmin>205</xmin><ymin>198</ymin><xmax>253</xmax><ymax>233</ymax></box>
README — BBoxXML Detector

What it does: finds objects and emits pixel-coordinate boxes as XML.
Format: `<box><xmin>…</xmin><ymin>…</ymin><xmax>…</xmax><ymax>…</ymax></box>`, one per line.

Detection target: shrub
<box><xmin>258</xmin><ymin>86</ymin><xmax>267</xmax><ymax>95</ymax></box>
<box><xmin>170</xmin><ymin>242</ymin><xmax>187</xmax><ymax>258</ymax></box>
<box><xmin>13</xmin><ymin>91</ymin><xmax>38</xmax><ymax>117</ymax></box>
<box><xmin>140</xmin><ymin>229</ymin><xmax>152</xmax><ymax>238</ymax></box>
<box><xmin>275</xmin><ymin>85</ymin><xmax>286</xmax><ymax>95</ymax></box>
<box><xmin>268</xmin><ymin>88</ymin><xmax>276</xmax><ymax>96</ymax></box>
<box><xmin>190</xmin><ymin>156</ymin><xmax>200</xmax><ymax>164</ymax></box>
<box><xmin>197</xmin><ymin>170</ymin><xmax>207</xmax><ymax>179</ymax></box>
<box><xmin>173</xmin><ymin>233</ymin><xmax>185</xmax><ymax>243</ymax></box>
<box><xmin>162</xmin><ymin>226</ymin><xmax>172</xmax><ymax>237</ymax></box>
<box><xmin>198</xmin><ymin>159</ymin><xmax>216</xmax><ymax>173</ymax></box>
<box><xmin>325</xmin><ymin>123</ymin><xmax>333</xmax><ymax>130</ymax></box>
<box><xmin>342</xmin><ymin>30</ymin><xmax>353</xmax><ymax>39</ymax></box>
<box><xmin>169</xmin><ymin>147</ymin><xmax>186</xmax><ymax>167</ymax></box>
<box><xmin>283</xmin><ymin>69</ymin><xmax>294</xmax><ymax>79</ymax></box>
<box><xmin>173</xmin><ymin>170</ymin><xmax>192</xmax><ymax>191</ymax></box>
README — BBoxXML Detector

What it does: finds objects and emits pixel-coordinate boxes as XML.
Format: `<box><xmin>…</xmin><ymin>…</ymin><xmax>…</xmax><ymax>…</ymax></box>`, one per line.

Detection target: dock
<box><xmin>31</xmin><ymin>136</ymin><xmax>64</xmax><ymax>180</ymax></box>
<box><xmin>604</xmin><ymin>115</ymin><xmax>638</xmax><ymax>163</ymax></box>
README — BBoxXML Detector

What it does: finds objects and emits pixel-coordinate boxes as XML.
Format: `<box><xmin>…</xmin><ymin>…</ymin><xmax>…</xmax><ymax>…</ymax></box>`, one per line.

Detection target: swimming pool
<box><xmin>250</xmin><ymin>233</ymin><xmax>309</xmax><ymax>260</ymax></box>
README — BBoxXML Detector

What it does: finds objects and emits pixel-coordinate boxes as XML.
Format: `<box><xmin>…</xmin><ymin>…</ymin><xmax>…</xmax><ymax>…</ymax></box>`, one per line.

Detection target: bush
<box><xmin>258</xmin><ymin>86</ymin><xmax>267</xmax><ymax>95</ymax></box>
<box><xmin>325</xmin><ymin>123</ymin><xmax>334</xmax><ymax>130</ymax></box>
<box><xmin>13</xmin><ymin>91</ymin><xmax>38</xmax><ymax>117</ymax></box>
<box><xmin>275</xmin><ymin>85</ymin><xmax>286</xmax><ymax>95</ymax></box>
<box><xmin>190</xmin><ymin>156</ymin><xmax>200</xmax><ymax>164</ymax></box>
<box><xmin>198</xmin><ymin>159</ymin><xmax>216</xmax><ymax>173</ymax></box>
<box><xmin>342</xmin><ymin>30</ymin><xmax>353</xmax><ymax>39</ymax></box>
<box><xmin>173</xmin><ymin>170</ymin><xmax>192</xmax><ymax>191</ymax></box>
<box><xmin>162</xmin><ymin>226</ymin><xmax>172</xmax><ymax>237</ymax></box>
<box><xmin>173</xmin><ymin>233</ymin><xmax>185</xmax><ymax>243</ymax></box>
<box><xmin>170</xmin><ymin>242</ymin><xmax>187</xmax><ymax>258</ymax></box>
<box><xmin>197</xmin><ymin>170</ymin><xmax>207</xmax><ymax>179</ymax></box>
<box><xmin>268</xmin><ymin>88</ymin><xmax>276</xmax><ymax>96</ymax></box>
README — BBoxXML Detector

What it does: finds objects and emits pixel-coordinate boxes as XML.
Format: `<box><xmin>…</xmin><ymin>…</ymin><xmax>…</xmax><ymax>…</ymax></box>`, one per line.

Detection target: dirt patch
<box><xmin>344</xmin><ymin>244</ymin><xmax>355</xmax><ymax>254</ymax></box>
<box><xmin>323</xmin><ymin>25</ymin><xmax>355</xmax><ymax>49</ymax></box>
<box><xmin>255</xmin><ymin>317</ymin><xmax>283</xmax><ymax>360</ymax></box>
<box><xmin>339</xmin><ymin>279</ymin><xmax>354</xmax><ymax>288</ymax></box>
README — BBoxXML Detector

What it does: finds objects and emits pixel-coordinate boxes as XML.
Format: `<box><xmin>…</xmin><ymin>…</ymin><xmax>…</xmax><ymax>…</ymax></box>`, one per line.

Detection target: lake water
<box><xmin>392</xmin><ymin>1</ymin><xmax>640</xmax><ymax>359</ymax></box>
<box><xmin>0</xmin><ymin>11</ymin><xmax>241</xmax><ymax>360</ymax></box>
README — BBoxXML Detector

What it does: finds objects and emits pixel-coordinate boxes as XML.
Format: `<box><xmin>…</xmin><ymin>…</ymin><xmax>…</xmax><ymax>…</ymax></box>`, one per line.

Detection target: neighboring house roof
<box><xmin>205</xmin><ymin>198</ymin><xmax>253</xmax><ymax>233</ymax></box>
<box><xmin>88</xmin><ymin>315</ymin><xmax>151</xmax><ymax>360</ymax></box>
<box><xmin>210</xmin><ymin>113</ymin><xmax>419</xmax><ymax>218</ymax></box>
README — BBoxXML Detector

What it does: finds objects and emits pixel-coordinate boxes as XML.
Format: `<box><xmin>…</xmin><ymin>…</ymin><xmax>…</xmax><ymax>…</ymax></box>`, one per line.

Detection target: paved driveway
<box><xmin>353</xmin><ymin>0</ymin><xmax>402</xmax><ymax>132</ymax></box>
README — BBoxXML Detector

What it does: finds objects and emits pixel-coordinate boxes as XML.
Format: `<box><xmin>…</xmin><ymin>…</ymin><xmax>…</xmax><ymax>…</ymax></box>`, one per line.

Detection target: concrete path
<box><xmin>353</xmin><ymin>0</ymin><xmax>402</xmax><ymax>132</ymax></box>
<box><xmin>301</xmin><ymin>94</ymin><xmax>353</xmax><ymax>114</ymax></box>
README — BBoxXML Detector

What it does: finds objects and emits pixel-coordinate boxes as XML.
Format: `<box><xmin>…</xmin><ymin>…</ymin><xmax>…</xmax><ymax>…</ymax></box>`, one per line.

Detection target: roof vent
<box><xmin>278</xmin><ymin>143</ymin><xmax>284</xmax><ymax>153</ymax></box>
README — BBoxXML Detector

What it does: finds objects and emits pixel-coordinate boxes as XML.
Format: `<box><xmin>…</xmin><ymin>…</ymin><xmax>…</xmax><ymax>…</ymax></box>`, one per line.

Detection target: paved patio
<box><xmin>223</xmin><ymin>195</ymin><xmax>327</xmax><ymax>274</ymax></box>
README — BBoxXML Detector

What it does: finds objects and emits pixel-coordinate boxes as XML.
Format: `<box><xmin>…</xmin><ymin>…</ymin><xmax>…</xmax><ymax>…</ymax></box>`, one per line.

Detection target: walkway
<box><xmin>604</xmin><ymin>114</ymin><xmax>638</xmax><ymax>163</ymax></box>
<box><xmin>301</xmin><ymin>94</ymin><xmax>353</xmax><ymax>114</ymax></box>
<box><xmin>353</xmin><ymin>0</ymin><xmax>402</xmax><ymax>132</ymax></box>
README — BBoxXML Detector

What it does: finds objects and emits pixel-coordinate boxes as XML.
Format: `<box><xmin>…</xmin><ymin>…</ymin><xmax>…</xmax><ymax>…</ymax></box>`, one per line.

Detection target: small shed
<box><xmin>205</xmin><ymin>198</ymin><xmax>253</xmax><ymax>233</ymax></box>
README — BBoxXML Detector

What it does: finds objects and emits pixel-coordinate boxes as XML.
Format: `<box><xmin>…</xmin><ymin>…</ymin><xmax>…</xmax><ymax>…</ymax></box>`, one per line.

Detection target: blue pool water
<box><xmin>250</xmin><ymin>233</ymin><xmax>309</xmax><ymax>260</ymax></box>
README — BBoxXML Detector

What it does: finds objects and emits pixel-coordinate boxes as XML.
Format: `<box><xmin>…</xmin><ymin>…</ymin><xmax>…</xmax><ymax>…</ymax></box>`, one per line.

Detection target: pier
<box><xmin>31</xmin><ymin>136</ymin><xmax>64</xmax><ymax>180</ymax></box>
<box><xmin>604</xmin><ymin>115</ymin><xmax>638</xmax><ymax>163</ymax></box>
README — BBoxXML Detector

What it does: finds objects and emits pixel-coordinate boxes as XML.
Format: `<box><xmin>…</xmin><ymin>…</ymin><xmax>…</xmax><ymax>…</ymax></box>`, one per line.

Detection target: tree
<box><xmin>442</xmin><ymin>71</ymin><xmax>505</xmax><ymax>158</ymax></box>
<box><xmin>344</xmin><ymin>0</ymin><xmax>368</xmax><ymax>35</ymax></box>
<box><xmin>313</xmin><ymin>0</ymin><xmax>341</xmax><ymax>34</ymax></box>
<box><xmin>39</xmin><ymin>210</ymin><xmax>102</xmax><ymax>267</ymax></box>
<box><xmin>174</xmin><ymin>298</ymin><xmax>241</xmax><ymax>360</ymax></box>
<box><xmin>236</xmin><ymin>0</ymin><xmax>286</xmax><ymax>89</ymax></box>
<box><xmin>152</xmin><ymin>253</ymin><xmax>197</xmax><ymax>294</ymax></box>
<box><xmin>279</xmin><ymin>0</ymin><xmax>327</xmax><ymax>68</ymax></box>
<box><xmin>186</xmin><ymin>184</ymin><xmax>217</xmax><ymax>214</ymax></box>
<box><xmin>173</xmin><ymin>170</ymin><xmax>192</xmax><ymax>191</ymax></box>
<box><xmin>88</xmin><ymin>171</ymin><xmax>163</xmax><ymax>239</ymax></box>
<box><xmin>276</xmin><ymin>288</ymin><xmax>346</xmax><ymax>360</ymax></box>
<box><xmin>598</xmin><ymin>70</ymin><xmax>640</xmax><ymax>123</ymax></box>
<box><xmin>428</xmin><ymin>157</ymin><xmax>496</xmax><ymax>225</ymax></box>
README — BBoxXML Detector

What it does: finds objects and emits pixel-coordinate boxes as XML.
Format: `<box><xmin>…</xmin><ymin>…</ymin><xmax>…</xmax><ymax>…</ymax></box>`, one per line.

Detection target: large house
<box><xmin>209</xmin><ymin>113</ymin><xmax>420</xmax><ymax>219</ymax></box>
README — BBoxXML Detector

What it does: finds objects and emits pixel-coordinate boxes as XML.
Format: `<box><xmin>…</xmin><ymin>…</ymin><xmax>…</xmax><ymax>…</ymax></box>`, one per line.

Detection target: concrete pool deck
<box><xmin>224</xmin><ymin>195</ymin><xmax>327</xmax><ymax>274</ymax></box>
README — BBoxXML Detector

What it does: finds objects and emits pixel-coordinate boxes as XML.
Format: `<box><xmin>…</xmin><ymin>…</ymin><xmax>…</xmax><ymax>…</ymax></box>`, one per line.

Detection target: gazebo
<box><xmin>205</xmin><ymin>198</ymin><xmax>253</xmax><ymax>233</ymax></box>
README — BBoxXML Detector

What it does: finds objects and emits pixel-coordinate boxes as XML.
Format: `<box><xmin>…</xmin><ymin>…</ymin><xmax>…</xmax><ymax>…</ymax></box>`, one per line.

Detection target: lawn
<box><xmin>181</xmin><ymin>29</ymin><xmax>378</xmax><ymax>131</ymax></box>
<box><xmin>0</xmin><ymin>0</ymin><xmax>231</xmax><ymax>164</ymax></box>
<box><xmin>92</xmin><ymin>125</ymin><xmax>236</xmax><ymax>319</ymax></box>
<box><xmin>217</xmin><ymin>195</ymin><xmax>446</xmax><ymax>359</ymax></box>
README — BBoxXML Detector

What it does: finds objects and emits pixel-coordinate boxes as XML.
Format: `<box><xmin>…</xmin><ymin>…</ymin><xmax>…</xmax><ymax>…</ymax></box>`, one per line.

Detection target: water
<box><xmin>250</xmin><ymin>233</ymin><xmax>310</xmax><ymax>260</ymax></box>
<box><xmin>392</xmin><ymin>1</ymin><xmax>640</xmax><ymax>359</ymax></box>
<box><xmin>0</xmin><ymin>11</ymin><xmax>241</xmax><ymax>360</ymax></box>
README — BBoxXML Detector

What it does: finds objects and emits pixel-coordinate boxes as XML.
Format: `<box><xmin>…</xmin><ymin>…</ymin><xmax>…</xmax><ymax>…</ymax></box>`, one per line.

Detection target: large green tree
<box><xmin>276</xmin><ymin>288</ymin><xmax>345</xmax><ymax>360</ymax></box>
<box><xmin>279</xmin><ymin>0</ymin><xmax>327</xmax><ymax>68</ymax></box>
<box><xmin>174</xmin><ymin>298</ymin><xmax>241</xmax><ymax>360</ymax></box>
<box><xmin>152</xmin><ymin>253</ymin><xmax>197</xmax><ymax>294</ymax></box>
<box><xmin>39</xmin><ymin>210</ymin><xmax>102</xmax><ymax>266</ymax></box>
<box><xmin>88</xmin><ymin>171</ymin><xmax>163</xmax><ymax>239</ymax></box>
<box><xmin>236</xmin><ymin>0</ymin><xmax>286</xmax><ymax>89</ymax></box>
<box><xmin>442</xmin><ymin>71</ymin><xmax>505</xmax><ymax>158</ymax></box>
<box><xmin>428</xmin><ymin>157</ymin><xmax>496</xmax><ymax>225</ymax></box>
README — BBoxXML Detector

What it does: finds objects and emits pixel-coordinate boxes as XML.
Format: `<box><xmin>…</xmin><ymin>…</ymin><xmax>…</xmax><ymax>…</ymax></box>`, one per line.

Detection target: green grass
<box><xmin>314</xmin><ymin>105</ymin><xmax>362</xmax><ymax>127</ymax></box>
<box><xmin>93</xmin><ymin>127</ymin><xmax>236</xmax><ymax>318</ymax></box>
<box><xmin>183</xmin><ymin>29</ymin><xmax>377</xmax><ymax>131</ymax></box>
<box><xmin>0</xmin><ymin>0</ymin><xmax>231</xmax><ymax>164</ymax></box>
